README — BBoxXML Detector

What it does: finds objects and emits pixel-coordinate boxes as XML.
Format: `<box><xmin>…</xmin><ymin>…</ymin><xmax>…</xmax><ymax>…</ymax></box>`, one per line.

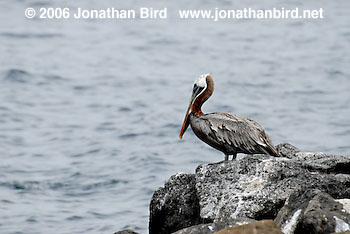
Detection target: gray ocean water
<box><xmin>1</xmin><ymin>0</ymin><xmax>349</xmax><ymax>233</ymax></box>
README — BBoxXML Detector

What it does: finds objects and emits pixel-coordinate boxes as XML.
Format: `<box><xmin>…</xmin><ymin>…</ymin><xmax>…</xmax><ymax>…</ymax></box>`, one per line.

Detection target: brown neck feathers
<box><xmin>192</xmin><ymin>75</ymin><xmax>214</xmax><ymax>117</ymax></box>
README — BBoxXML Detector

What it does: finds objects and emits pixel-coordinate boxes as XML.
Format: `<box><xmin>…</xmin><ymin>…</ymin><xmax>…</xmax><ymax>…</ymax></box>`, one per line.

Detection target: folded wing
<box><xmin>201</xmin><ymin>112</ymin><xmax>278</xmax><ymax>156</ymax></box>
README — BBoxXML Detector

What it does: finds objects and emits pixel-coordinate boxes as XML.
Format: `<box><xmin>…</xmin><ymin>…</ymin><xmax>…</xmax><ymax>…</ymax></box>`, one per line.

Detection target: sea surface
<box><xmin>0</xmin><ymin>0</ymin><xmax>349</xmax><ymax>233</ymax></box>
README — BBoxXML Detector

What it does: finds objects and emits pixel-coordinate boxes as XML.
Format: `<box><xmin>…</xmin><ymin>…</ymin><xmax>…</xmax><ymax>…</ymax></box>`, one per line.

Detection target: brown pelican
<box><xmin>179</xmin><ymin>73</ymin><xmax>278</xmax><ymax>160</ymax></box>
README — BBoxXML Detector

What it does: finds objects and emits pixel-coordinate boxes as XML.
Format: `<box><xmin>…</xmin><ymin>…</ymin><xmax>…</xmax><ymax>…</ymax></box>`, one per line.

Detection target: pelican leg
<box><xmin>231</xmin><ymin>153</ymin><xmax>237</xmax><ymax>160</ymax></box>
<box><xmin>224</xmin><ymin>154</ymin><xmax>228</xmax><ymax>161</ymax></box>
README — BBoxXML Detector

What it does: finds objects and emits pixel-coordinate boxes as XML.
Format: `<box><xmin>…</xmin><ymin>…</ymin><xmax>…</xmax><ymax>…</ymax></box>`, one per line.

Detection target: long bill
<box><xmin>179</xmin><ymin>101</ymin><xmax>192</xmax><ymax>139</ymax></box>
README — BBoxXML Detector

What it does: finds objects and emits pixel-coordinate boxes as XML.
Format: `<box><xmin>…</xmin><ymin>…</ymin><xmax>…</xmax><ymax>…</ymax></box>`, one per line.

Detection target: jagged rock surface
<box><xmin>149</xmin><ymin>173</ymin><xmax>203</xmax><ymax>234</ymax></box>
<box><xmin>114</xmin><ymin>230</ymin><xmax>139</xmax><ymax>234</ymax></box>
<box><xmin>195</xmin><ymin>147</ymin><xmax>350</xmax><ymax>223</ymax></box>
<box><xmin>275</xmin><ymin>189</ymin><xmax>350</xmax><ymax>234</ymax></box>
<box><xmin>172</xmin><ymin>224</ymin><xmax>215</xmax><ymax>234</ymax></box>
<box><xmin>336</xmin><ymin>199</ymin><xmax>350</xmax><ymax>213</ymax></box>
<box><xmin>149</xmin><ymin>143</ymin><xmax>350</xmax><ymax>234</ymax></box>
<box><xmin>276</xmin><ymin>143</ymin><xmax>300</xmax><ymax>158</ymax></box>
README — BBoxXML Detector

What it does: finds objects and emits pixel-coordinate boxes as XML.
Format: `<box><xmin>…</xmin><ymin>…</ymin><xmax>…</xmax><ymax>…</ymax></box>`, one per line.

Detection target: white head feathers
<box><xmin>194</xmin><ymin>73</ymin><xmax>210</xmax><ymax>88</ymax></box>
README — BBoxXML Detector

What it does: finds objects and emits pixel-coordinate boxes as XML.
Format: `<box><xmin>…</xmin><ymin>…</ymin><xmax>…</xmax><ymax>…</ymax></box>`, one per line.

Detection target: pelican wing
<box><xmin>201</xmin><ymin>112</ymin><xmax>277</xmax><ymax>155</ymax></box>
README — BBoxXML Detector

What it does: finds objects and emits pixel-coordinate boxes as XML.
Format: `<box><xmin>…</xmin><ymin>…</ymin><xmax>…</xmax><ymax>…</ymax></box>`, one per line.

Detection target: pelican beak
<box><xmin>179</xmin><ymin>101</ymin><xmax>192</xmax><ymax>139</ymax></box>
<box><xmin>179</xmin><ymin>84</ymin><xmax>205</xmax><ymax>139</ymax></box>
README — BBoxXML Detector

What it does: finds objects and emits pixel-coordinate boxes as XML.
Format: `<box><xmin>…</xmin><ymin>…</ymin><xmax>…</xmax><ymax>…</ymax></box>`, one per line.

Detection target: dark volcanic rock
<box><xmin>275</xmin><ymin>189</ymin><xmax>350</xmax><ymax>234</ymax></box>
<box><xmin>276</xmin><ymin>143</ymin><xmax>301</xmax><ymax>158</ymax></box>
<box><xmin>114</xmin><ymin>230</ymin><xmax>139</xmax><ymax>234</ymax></box>
<box><xmin>172</xmin><ymin>223</ymin><xmax>214</xmax><ymax>234</ymax></box>
<box><xmin>149</xmin><ymin>144</ymin><xmax>350</xmax><ymax>234</ymax></box>
<box><xmin>195</xmin><ymin>155</ymin><xmax>350</xmax><ymax>223</ymax></box>
<box><xmin>149</xmin><ymin>173</ymin><xmax>203</xmax><ymax>234</ymax></box>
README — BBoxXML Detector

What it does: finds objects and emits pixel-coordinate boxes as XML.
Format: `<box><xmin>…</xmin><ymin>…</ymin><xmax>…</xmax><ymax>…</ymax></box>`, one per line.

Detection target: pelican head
<box><xmin>179</xmin><ymin>73</ymin><xmax>213</xmax><ymax>139</ymax></box>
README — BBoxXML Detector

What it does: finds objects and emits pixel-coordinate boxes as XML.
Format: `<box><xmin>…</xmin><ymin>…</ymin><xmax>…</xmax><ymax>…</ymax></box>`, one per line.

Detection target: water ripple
<box><xmin>0</xmin><ymin>32</ymin><xmax>63</xmax><ymax>39</ymax></box>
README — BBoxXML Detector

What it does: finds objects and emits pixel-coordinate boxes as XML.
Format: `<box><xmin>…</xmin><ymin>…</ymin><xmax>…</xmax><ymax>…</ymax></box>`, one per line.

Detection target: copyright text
<box><xmin>25</xmin><ymin>7</ymin><xmax>324</xmax><ymax>20</ymax></box>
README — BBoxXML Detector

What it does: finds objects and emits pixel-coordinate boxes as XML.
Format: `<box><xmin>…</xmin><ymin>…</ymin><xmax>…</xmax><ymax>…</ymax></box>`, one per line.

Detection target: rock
<box><xmin>336</xmin><ymin>199</ymin><xmax>350</xmax><ymax>214</ymax></box>
<box><xmin>212</xmin><ymin>220</ymin><xmax>283</xmax><ymax>234</ymax></box>
<box><xmin>297</xmin><ymin>152</ymin><xmax>350</xmax><ymax>174</ymax></box>
<box><xmin>114</xmin><ymin>230</ymin><xmax>139</xmax><ymax>234</ymax></box>
<box><xmin>275</xmin><ymin>189</ymin><xmax>350</xmax><ymax>234</ymax></box>
<box><xmin>195</xmin><ymin>155</ymin><xmax>350</xmax><ymax>223</ymax></box>
<box><xmin>276</xmin><ymin>143</ymin><xmax>350</xmax><ymax>174</ymax></box>
<box><xmin>149</xmin><ymin>144</ymin><xmax>350</xmax><ymax>234</ymax></box>
<box><xmin>172</xmin><ymin>223</ymin><xmax>215</xmax><ymax>234</ymax></box>
<box><xmin>276</xmin><ymin>143</ymin><xmax>301</xmax><ymax>158</ymax></box>
<box><xmin>149</xmin><ymin>173</ymin><xmax>204</xmax><ymax>234</ymax></box>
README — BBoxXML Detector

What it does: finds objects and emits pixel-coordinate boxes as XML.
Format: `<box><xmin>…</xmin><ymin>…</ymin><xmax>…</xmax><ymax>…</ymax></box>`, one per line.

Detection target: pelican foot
<box><xmin>231</xmin><ymin>153</ymin><xmax>237</xmax><ymax>160</ymax></box>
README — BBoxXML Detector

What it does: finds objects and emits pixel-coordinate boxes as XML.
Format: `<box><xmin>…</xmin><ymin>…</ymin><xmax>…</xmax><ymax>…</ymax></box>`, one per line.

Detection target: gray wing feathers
<box><xmin>201</xmin><ymin>113</ymin><xmax>273</xmax><ymax>154</ymax></box>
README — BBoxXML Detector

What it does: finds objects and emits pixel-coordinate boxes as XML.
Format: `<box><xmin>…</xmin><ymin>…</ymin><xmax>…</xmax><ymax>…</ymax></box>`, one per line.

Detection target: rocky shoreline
<box><xmin>118</xmin><ymin>143</ymin><xmax>350</xmax><ymax>234</ymax></box>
